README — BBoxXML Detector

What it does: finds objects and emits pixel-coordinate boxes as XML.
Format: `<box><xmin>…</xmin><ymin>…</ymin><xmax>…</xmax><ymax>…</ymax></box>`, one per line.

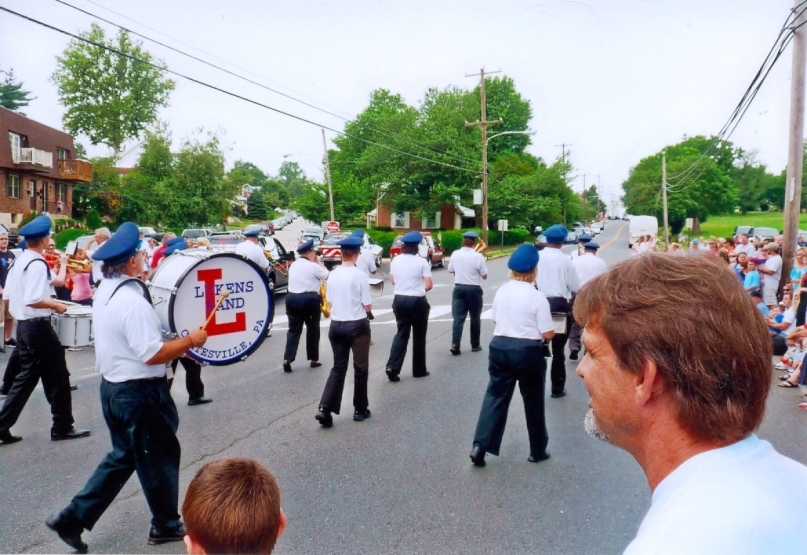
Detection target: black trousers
<box><xmin>283</xmin><ymin>292</ymin><xmax>321</xmax><ymax>362</ymax></box>
<box><xmin>567</xmin><ymin>296</ymin><xmax>582</xmax><ymax>352</ymax></box>
<box><xmin>319</xmin><ymin>319</ymin><xmax>370</xmax><ymax>415</ymax></box>
<box><xmin>1</xmin><ymin>346</ymin><xmax>20</xmax><ymax>392</ymax></box>
<box><xmin>0</xmin><ymin>318</ymin><xmax>74</xmax><ymax>434</ymax></box>
<box><xmin>169</xmin><ymin>358</ymin><xmax>204</xmax><ymax>400</ymax></box>
<box><xmin>473</xmin><ymin>336</ymin><xmax>548</xmax><ymax>457</ymax></box>
<box><xmin>68</xmin><ymin>377</ymin><xmax>181</xmax><ymax>531</ymax></box>
<box><xmin>546</xmin><ymin>297</ymin><xmax>570</xmax><ymax>395</ymax></box>
<box><xmin>386</xmin><ymin>295</ymin><xmax>429</xmax><ymax>377</ymax></box>
<box><xmin>452</xmin><ymin>284</ymin><xmax>483</xmax><ymax>348</ymax></box>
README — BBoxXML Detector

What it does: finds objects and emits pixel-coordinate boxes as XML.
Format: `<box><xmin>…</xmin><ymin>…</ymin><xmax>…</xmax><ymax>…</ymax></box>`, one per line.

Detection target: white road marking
<box><xmin>272</xmin><ymin>304</ymin><xmax>492</xmax><ymax>330</ymax></box>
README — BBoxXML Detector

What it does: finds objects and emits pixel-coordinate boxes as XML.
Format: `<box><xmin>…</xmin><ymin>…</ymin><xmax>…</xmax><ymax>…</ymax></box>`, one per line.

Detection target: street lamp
<box><xmin>480</xmin><ymin>130</ymin><xmax>536</xmax><ymax>244</ymax></box>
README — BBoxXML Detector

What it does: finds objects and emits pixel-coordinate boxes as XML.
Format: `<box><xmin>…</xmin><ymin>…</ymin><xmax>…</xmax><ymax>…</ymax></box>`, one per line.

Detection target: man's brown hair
<box><xmin>183</xmin><ymin>458</ymin><xmax>282</xmax><ymax>554</ymax></box>
<box><xmin>574</xmin><ymin>253</ymin><xmax>771</xmax><ymax>442</ymax></box>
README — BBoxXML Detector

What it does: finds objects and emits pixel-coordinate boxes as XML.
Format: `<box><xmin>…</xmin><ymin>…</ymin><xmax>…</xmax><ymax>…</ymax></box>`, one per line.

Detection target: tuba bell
<box><xmin>319</xmin><ymin>281</ymin><xmax>330</xmax><ymax>318</ymax></box>
<box><xmin>474</xmin><ymin>238</ymin><xmax>490</xmax><ymax>259</ymax></box>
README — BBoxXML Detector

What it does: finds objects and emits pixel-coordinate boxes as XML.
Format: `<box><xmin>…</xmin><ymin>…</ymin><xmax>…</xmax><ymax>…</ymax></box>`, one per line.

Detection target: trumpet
<box><xmin>319</xmin><ymin>281</ymin><xmax>330</xmax><ymax>318</ymax></box>
<box><xmin>474</xmin><ymin>238</ymin><xmax>490</xmax><ymax>259</ymax></box>
<box><xmin>263</xmin><ymin>251</ymin><xmax>289</xmax><ymax>276</ymax></box>
<box><xmin>66</xmin><ymin>256</ymin><xmax>91</xmax><ymax>271</ymax></box>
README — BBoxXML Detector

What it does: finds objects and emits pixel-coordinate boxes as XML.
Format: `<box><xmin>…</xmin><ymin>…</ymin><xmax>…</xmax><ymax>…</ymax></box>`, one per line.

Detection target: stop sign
<box><xmin>326</xmin><ymin>221</ymin><xmax>340</xmax><ymax>233</ymax></box>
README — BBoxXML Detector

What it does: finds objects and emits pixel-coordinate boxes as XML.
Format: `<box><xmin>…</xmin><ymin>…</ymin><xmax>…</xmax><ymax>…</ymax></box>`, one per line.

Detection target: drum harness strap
<box><xmin>108</xmin><ymin>278</ymin><xmax>153</xmax><ymax>306</ymax></box>
<box><xmin>22</xmin><ymin>257</ymin><xmax>52</xmax><ymax>281</ymax></box>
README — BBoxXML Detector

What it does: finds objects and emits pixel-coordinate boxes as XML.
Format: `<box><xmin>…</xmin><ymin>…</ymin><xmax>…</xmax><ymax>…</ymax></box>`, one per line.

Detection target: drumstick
<box><xmin>201</xmin><ymin>291</ymin><xmax>230</xmax><ymax>331</ymax></box>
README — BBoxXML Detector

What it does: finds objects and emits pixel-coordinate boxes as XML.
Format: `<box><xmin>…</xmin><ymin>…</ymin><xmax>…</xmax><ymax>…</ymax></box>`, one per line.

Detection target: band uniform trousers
<box><xmin>0</xmin><ymin>318</ymin><xmax>74</xmax><ymax>434</ymax></box>
<box><xmin>169</xmin><ymin>358</ymin><xmax>205</xmax><ymax>400</ymax></box>
<box><xmin>567</xmin><ymin>295</ymin><xmax>582</xmax><ymax>353</ymax></box>
<box><xmin>1</xmin><ymin>346</ymin><xmax>20</xmax><ymax>392</ymax></box>
<box><xmin>319</xmin><ymin>319</ymin><xmax>370</xmax><ymax>415</ymax></box>
<box><xmin>283</xmin><ymin>292</ymin><xmax>322</xmax><ymax>362</ymax></box>
<box><xmin>473</xmin><ymin>336</ymin><xmax>548</xmax><ymax>457</ymax></box>
<box><xmin>386</xmin><ymin>295</ymin><xmax>429</xmax><ymax>377</ymax></box>
<box><xmin>546</xmin><ymin>296</ymin><xmax>570</xmax><ymax>395</ymax></box>
<box><xmin>452</xmin><ymin>284</ymin><xmax>483</xmax><ymax>349</ymax></box>
<box><xmin>68</xmin><ymin>377</ymin><xmax>181</xmax><ymax>531</ymax></box>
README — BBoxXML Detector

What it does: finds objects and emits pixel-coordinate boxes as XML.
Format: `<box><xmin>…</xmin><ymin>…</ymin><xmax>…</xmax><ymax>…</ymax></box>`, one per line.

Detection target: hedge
<box><xmin>54</xmin><ymin>228</ymin><xmax>89</xmax><ymax>250</ymax></box>
<box><xmin>365</xmin><ymin>227</ymin><xmax>532</xmax><ymax>257</ymax></box>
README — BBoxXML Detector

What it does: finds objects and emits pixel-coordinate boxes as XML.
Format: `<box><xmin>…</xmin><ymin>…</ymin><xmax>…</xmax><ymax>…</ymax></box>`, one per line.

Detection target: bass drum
<box><xmin>148</xmin><ymin>249</ymin><xmax>272</xmax><ymax>365</ymax></box>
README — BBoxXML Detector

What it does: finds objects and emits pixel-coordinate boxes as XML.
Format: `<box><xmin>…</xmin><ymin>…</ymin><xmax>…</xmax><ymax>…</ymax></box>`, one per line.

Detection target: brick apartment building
<box><xmin>371</xmin><ymin>201</ymin><xmax>476</xmax><ymax>231</ymax></box>
<box><xmin>0</xmin><ymin>107</ymin><xmax>92</xmax><ymax>229</ymax></box>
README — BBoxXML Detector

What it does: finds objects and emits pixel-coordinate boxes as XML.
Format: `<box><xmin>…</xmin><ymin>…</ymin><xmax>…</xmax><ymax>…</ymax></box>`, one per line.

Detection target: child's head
<box><xmin>183</xmin><ymin>458</ymin><xmax>286</xmax><ymax>554</ymax></box>
<box><xmin>747</xmin><ymin>260</ymin><xmax>757</xmax><ymax>271</ymax></box>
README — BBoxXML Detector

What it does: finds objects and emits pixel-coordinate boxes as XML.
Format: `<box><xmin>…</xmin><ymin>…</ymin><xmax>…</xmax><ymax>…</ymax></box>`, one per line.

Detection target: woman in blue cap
<box><xmin>469</xmin><ymin>244</ymin><xmax>556</xmax><ymax>467</ymax></box>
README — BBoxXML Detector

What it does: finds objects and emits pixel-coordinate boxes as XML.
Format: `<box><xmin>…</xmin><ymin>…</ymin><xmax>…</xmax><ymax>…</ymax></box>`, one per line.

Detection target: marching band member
<box><xmin>352</xmin><ymin>229</ymin><xmax>378</xmax><ymax>277</ymax></box>
<box><xmin>315</xmin><ymin>237</ymin><xmax>372</xmax><ymax>427</ymax></box>
<box><xmin>470</xmin><ymin>244</ymin><xmax>555</xmax><ymax>467</ymax></box>
<box><xmin>236</xmin><ymin>228</ymin><xmax>270</xmax><ymax>272</ymax></box>
<box><xmin>151</xmin><ymin>233</ymin><xmax>178</xmax><ymax>269</ymax></box>
<box><xmin>448</xmin><ymin>231</ymin><xmax>488</xmax><ymax>355</ymax></box>
<box><xmin>46</xmin><ymin>222</ymin><xmax>209</xmax><ymax>552</ymax></box>
<box><xmin>385</xmin><ymin>231</ymin><xmax>433</xmax><ymax>382</ymax></box>
<box><xmin>283</xmin><ymin>239</ymin><xmax>329</xmax><ymax>373</ymax></box>
<box><xmin>570</xmin><ymin>234</ymin><xmax>592</xmax><ymax>259</ymax></box>
<box><xmin>568</xmin><ymin>241</ymin><xmax>607</xmax><ymax>360</ymax></box>
<box><xmin>0</xmin><ymin>216</ymin><xmax>89</xmax><ymax>445</ymax></box>
<box><xmin>537</xmin><ymin>224</ymin><xmax>580</xmax><ymax>399</ymax></box>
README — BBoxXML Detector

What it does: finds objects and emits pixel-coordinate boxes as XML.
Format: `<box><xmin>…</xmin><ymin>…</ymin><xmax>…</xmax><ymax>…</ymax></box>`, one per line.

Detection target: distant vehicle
<box><xmin>258</xmin><ymin>235</ymin><xmax>293</xmax><ymax>292</ymax></box>
<box><xmin>565</xmin><ymin>231</ymin><xmax>579</xmax><ymax>245</ymax></box>
<box><xmin>138</xmin><ymin>226</ymin><xmax>157</xmax><ymax>236</ymax></box>
<box><xmin>533</xmin><ymin>225</ymin><xmax>544</xmax><ymax>235</ymax></box>
<box><xmin>732</xmin><ymin>225</ymin><xmax>753</xmax><ymax>238</ymax></box>
<box><xmin>271</xmin><ymin>218</ymin><xmax>285</xmax><ymax>231</ymax></box>
<box><xmin>320</xmin><ymin>232</ymin><xmax>351</xmax><ymax>270</ymax></box>
<box><xmin>750</xmin><ymin>226</ymin><xmax>778</xmax><ymax>239</ymax></box>
<box><xmin>244</xmin><ymin>223</ymin><xmax>273</xmax><ymax>236</ymax></box>
<box><xmin>572</xmin><ymin>222</ymin><xmax>585</xmax><ymax>235</ymax></box>
<box><xmin>390</xmin><ymin>232</ymin><xmax>444</xmax><ymax>268</ymax></box>
<box><xmin>590</xmin><ymin>221</ymin><xmax>605</xmax><ymax>234</ymax></box>
<box><xmin>182</xmin><ymin>229</ymin><xmax>210</xmax><ymax>242</ymax></box>
<box><xmin>628</xmin><ymin>215</ymin><xmax>659</xmax><ymax>248</ymax></box>
<box><xmin>207</xmin><ymin>234</ymin><xmax>244</xmax><ymax>253</ymax></box>
<box><xmin>302</xmin><ymin>225</ymin><xmax>324</xmax><ymax>239</ymax></box>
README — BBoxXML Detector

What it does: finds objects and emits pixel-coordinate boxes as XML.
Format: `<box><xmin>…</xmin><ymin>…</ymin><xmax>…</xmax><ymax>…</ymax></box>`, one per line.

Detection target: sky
<box><xmin>0</xmin><ymin>0</ymin><xmax>801</xmax><ymax>211</ymax></box>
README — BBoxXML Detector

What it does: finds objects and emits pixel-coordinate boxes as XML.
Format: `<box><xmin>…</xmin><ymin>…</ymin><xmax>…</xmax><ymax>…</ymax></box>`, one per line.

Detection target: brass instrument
<box><xmin>66</xmin><ymin>256</ymin><xmax>91</xmax><ymax>271</ymax></box>
<box><xmin>474</xmin><ymin>238</ymin><xmax>490</xmax><ymax>259</ymax></box>
<box><xmin>319</xmin><ymin>281</ymin><xmax>330</xmax><ymax>318</ymax></box>
<box><xmin>263</xmin><ymin>250</ymin><xmax>289</xmax><ymax>276</ymax></box>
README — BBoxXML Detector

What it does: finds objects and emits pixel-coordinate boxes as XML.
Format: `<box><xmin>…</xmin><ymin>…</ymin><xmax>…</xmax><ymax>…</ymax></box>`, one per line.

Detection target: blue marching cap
<box><xmin>93</xmin><ymin>222</ymin><xmax>139</xmax><ymax>265</ymax></box>
<box><xmin>584</xmin><ymin>241</ymin><xmax>600</xmax><ymax>250</ymax></box>
<box><xmin>544</xmin><ymin>224</ymin><xmax>568</xmax><ymax>243</ymax></box>
<box><xmin>339</xmin><ymin>236</ymin><xmax>364</xmax><ymax>253</ymax></box>
<box><xmin>401</xmin><ymin>231</ymin><xmax>423</xmax><ymax>245</ymax></box>
<box><xmin>508</xmin><ymin>244</ymin><xmax>539</xmax><ymax>272</ymax></box>
<box><xmin>462</xmin><ymin>230</ymin><xmax>479</xmax><ymax>240</ymax></box>
<box><xmin>163</xmin><ymin>240</ymin><xmax>188</xmax><ymax>256</ymax></box>
<box><xmin>578</xmin><ymin>234</ymin><xmax>593</xmax><ymax>243</ymax></box>
<box><xmin>351</xmin><ymin>229</ymin><xmax>365</xmax><ymax>238</ymax></box>
<box><xmin>17</xmin><ymin>215</ymin><xmax>52</xmax><ymax>241</ymax></box>
<box><xmin>243</xmin><ymin>228</ymin><xmax>260</xmax><ymax>237</ymax></box>
<box><xmin>297</xmin><ymin>239</ymin><xmax>315</xmax><ymax>253</ymax></box>
<box><xmin>166</xmin><ymin>236</ymin><xmax>185</xmax><ymax>247</ymax></box>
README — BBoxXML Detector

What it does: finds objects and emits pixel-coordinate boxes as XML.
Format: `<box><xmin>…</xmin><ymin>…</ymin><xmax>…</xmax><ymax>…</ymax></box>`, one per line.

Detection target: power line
<box><xmin>52</xmin><ymin>0</ymin><xmax>484</xmax><ymax>170</ymax></box>
<box><xmin>0</xmin><ymin>5</ymin><xmax>481</xmax><ymax>175</ymax></box>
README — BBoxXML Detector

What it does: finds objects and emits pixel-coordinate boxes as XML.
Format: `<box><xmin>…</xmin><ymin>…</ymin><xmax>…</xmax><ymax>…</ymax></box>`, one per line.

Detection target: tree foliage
<box><xmin>52</xmin><ymin>24</ymin><xmax>175</xmax><ymax>157</ymax></box>
<box><xmin>0</xmin><ymin>68</ymin><xmax>35</xmax><ymax>112</ymax></box>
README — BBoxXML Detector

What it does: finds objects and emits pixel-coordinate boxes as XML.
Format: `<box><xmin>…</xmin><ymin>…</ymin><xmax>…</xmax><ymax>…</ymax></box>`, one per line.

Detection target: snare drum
<box><xmin>148</xmin><ymin>249</ymin><xmax>272</xmax><ymax>365</ymax></box>
<box><xmin>52</xmin><ymin>307</ymin><xmax>94</xmax><ymax>348</ymax></box>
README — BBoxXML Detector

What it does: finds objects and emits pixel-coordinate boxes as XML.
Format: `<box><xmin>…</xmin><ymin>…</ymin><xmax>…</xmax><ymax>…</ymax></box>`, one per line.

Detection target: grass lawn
<box><xmin>694</xmin><ymin>212</ymin><xmax>807</xmax><ymax>239</ymax></box>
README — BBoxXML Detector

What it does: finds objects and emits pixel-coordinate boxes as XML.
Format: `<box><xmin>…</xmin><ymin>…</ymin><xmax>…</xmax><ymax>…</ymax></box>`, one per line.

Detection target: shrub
<box><xmin>366</xmin><ymin>229</ymin><xmax>400</xmax><ymax>257</ymax></box>
<box><xmin>53</xmin><ymin>228</ymin><xmax>88</xmax><ymax>250</ymax></box>
<box><xmin>19</xmin><ymin>210</ymin><xmax>38</xmax><ymax>228</ymax></box>
<box><xmin>85</xmin><ymin>208</ymin><xmax>102</xmax><ymax>230</ymax></box>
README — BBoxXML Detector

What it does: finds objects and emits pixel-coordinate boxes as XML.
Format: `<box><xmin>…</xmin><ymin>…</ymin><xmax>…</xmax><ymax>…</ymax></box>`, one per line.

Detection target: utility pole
<box><xmin>466</xmin><ymin>68</ymin><xmax>502</xmax><ymax>244</ymax></box>
<box><xmin>556</xmin><ymin>143</ymin><xmax>573</xmax><ymax>226</ymax></box>
<box><xmin>662</xmin><ymin>153</ymin><xmax>670</xmax><ymax>249</ymax></box>
<box><xmin>322</xmin><ymin>129</ymin><xmax>335</xmax><ymax>222</ymax></box>
<box><xmin>783</xmin><ymin>0</ymin><xmax>807</xmax><ymax>292</ymax></box>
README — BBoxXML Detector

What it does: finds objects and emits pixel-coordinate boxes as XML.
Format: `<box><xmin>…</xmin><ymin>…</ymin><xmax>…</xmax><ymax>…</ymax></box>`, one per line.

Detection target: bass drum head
<box><xmin>167</xmin><ymin>251</ymin><xmax>272</xmax><ymax>365</ymax></box>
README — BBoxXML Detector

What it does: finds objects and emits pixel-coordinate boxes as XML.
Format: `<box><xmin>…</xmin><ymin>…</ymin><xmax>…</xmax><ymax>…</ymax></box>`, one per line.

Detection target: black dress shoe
<box><xmin>51</xmin><ymin>428</ymin><xmax>91</xmax><ymax>441</ymax></box>
<box><xmin>551</xmin><ymin>390</ymin><xmax>566</xmax><ymax>398</ymax></box>
<box><xmin>310</xmin><ymin>361</ymin><xmax>322</xmax><ymax>368</ymax></box>
<box><xmin>386</xmin><ymin>369</ymin><xmax>400</xmax><ymax>382</ymax></box>
<box><xmin>569</xmin><ymin>349</ymin><xmax>579</xmax><ymax>361</ymax></box>
<box><xmin>471</xmin><ymin>346</ymin><xmax>482</xmax><ymax>352</ymax></box>
<box><xmin>315</xmin><ymin>408</ymin><xmax>333</xmax><ymax>428</ymax></box>
<box><xmin>0</xmin><ymin>428</ymin><xmax>22</xmax><ymax>444</ymax></box>
<box><xmin>469</xmin><ymin>446</ymin><xmax>486</xmax><ymax>467</ymax></box>
<box><xmin>353</xmin><ymin>408</ymin><xmax>371</xmax><ymax>422</ymax></box>
<box><xmin>450</xmin><ymin>346</ymin><xmax>461</xmax><ymax>355</ymax></box>
<box><xmin>528</xmin><ymin>451</ymin><xmax>551</xmax><ymax>463</ymax></box>
<box><xmin>46</xmin><ymin>508</ymin><xmax>88</xmax><ymax>554</ymax></box>
<box><xmin>148</xmin><ymin>523</ymin><xmax>186</xmax><ymax>545</ymax></box>
<box><xmin>283</xmin><ymin>360</ymin><xmax>293</xmax><ymax>373</ymax></box>
<box><xmin>188</xmin><ymin>396</ymin><xmax>213</xmax><ymax>406</ymax></box>
<box><xmin>413</xmin><ymin>371</ymin><xmax>430</xmax><ymax>378</ymax></box>
<box><xmin>5</xmin><ymin>337</ymin><xmax>17</xmax><ymax>347</ymax></box>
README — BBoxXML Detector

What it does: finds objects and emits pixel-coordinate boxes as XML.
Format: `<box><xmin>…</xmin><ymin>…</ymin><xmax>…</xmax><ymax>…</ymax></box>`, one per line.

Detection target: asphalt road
<box><xmin>1</xmin><ymin>221</ymin><xmax>805</xmax><ymax>554</ymax></box>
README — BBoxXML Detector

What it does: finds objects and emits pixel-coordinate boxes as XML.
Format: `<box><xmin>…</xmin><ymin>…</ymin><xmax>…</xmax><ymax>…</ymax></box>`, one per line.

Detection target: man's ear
<box><xmin>278</xmin><ymin>508</ymin><xmax>287</xmax><ymax>539</ymax></box>
<box><xmin>184</xmin><ymin>534</ymin><xmax>207</xmax><ymax>555</ymax></box>
<box><xmin>635</xmin><ymin>358</ymin><xmax>662</xmax><ymax>406</ymax></box>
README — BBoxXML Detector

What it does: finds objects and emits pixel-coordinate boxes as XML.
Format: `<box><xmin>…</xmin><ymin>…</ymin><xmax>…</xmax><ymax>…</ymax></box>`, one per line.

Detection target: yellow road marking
<box><xmin>599</xmin><ymin>223</ymin><xmax>626</xmax><ymax>251</ymax></box>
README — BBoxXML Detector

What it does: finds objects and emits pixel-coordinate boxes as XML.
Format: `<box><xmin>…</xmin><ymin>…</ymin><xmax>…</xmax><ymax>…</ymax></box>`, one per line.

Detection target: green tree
<box><xmin>0</xmin><ymin>68</ymin><xmax>35</xmax><ymax>112</ymax></box>
<box><xmin>85</xmin><ymin>207</ymin><xmax>102</xmax><ymax>230</ymax></box>
<box><xmin>246</xmin><ymin>190</ymin><xmax>268</xmax><ymax>220</ymax></box>
<box><xmin>295</xmin><ymin>182</ymin><xmax>330</xmax><ymax>224</ymax></box>
<box><xmin>72</xmin><ymin>156</ymin><xmax>121</xmax><ymax>221</ymax></box>
<box><xmin>52</xmin><ymin>24</ymin><xmax>175</xmax><ymax>158</ymax></box>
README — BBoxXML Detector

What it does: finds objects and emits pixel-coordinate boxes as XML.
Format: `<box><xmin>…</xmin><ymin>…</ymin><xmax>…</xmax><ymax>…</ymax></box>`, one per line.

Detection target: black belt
<box><xmin>19</xmin><ymin>317</ymin><xmax>51</xmax><ymax>323</ymax></box>
<box><xmin>102</xmin><ymin>376</ymin><xmax>165</xmax><ymax>385</ymax></box>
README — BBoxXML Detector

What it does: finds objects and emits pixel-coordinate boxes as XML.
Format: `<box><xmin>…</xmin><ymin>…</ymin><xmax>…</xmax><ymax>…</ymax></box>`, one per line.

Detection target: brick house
<box><xmin>371</xmin><ymin>201</ymin><xmax>476</xmax><ymax>231</ymax></box>
<box><xmin>0</xmin><ymin>107</ymin><xmax>92</xmax><ymax>229</ymax></box>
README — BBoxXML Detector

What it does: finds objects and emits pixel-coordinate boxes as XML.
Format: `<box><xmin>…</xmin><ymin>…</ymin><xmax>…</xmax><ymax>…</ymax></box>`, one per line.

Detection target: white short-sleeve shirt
<box><xmin>537</xmin><ymin>247</ymin><xmax>580</xmax><ymax>299</ymax></box>
<box><xmin>288</xmin><ymin>257</ymin><xmax>330</xmax><ymax>294</ymax></box>
<box><xmin>235</xmin><ymin>240</ymin><xmax>270</xmax><ymax>270</ymax></box>
<box><xmin>624</xmin><ymin>435</ymin><xmax>807</xmax><ymax>555</ymax></box>
<box><xmin>7</xmin><ymin>251</ymin><xmax>54</xmax><ymax>320</ymax></box>
<box><xmin>448</xmin><ymin>247</ymin><xmax>488</xmax><ymax>286</ymax></box>
<box><xmin>573</xmin><ymin>252</ymin><xmax>608</xmax><ymax>286</ymax></box>
<box><xmin>356</xmin><ymin>249</ymin><xmax>377</xmax><ymax>277</ymax></box>
<box><xmin>326</xmin><ymin>265</ymin><xmax>371</xmax><ymax>321</ymax></box>
<box><xmin>492</xmin><ymin>280</ymin><xmax>554</xmax><ymax>339</ymax></box>
<box><xmin>93</xmin><ymin>277</ymin><xmax>166</xmax><ymax>382</ymax></box>
<box><xmin>390</xmin><ymin>254</ymin><xmax>431</xmax><ymax>297</ymax></box>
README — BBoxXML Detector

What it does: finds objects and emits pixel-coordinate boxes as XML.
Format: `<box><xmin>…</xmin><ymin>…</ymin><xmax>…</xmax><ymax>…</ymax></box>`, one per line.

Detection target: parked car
<box><xmin>301</xmin><ymin>225</ymin><xmax>325</xmax><ymax>241</ymax></box>
<box><xmin>320</xmin><ymin>232</ymin><xmax>351</xmax><ymax>270</ymax></box>
<box><xmin>389</xmin><ymin>232</ymin><xmax>445</xmax><ymax>268</ymax></box>
<box><xmin>244</xmin><ymin>223</ymin><xmax>274</xmax><ymax>236</ymax></box>
<box><xmin>749</xmin><ymin>226</ymin><xmax>778</xmax><ymax>239</ymax></box>
<box><xmin>207</xmin><ymin>233</ymin><xmax>244</xmax><ymax>253</ymax></box>
<box><xmin>565</xmin><ymin>231</ymin><xmax>579</xmax><ymax>244</ymax></box>
<box><xmin>258</xmin><ymin>235</ymin><xmax>293</xmax><ymax>292</ymax></box>
<box><xmin>271</xmin><ymin>218</ymin><xmax>286</xmax><ymax>231</ymax></box>
<box><xmin>182</xmin><ymin>228</ymin><xmax>210</xmax><ymax>243</ymax></box>
<box><xmin>732</xmin><ymin>225</ymin><xmax>753</xmax><ymax>238</ymax></box>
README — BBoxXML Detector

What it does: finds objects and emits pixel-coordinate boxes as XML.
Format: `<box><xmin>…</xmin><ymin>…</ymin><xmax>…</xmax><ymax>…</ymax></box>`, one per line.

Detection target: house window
<box><xmin>7</xmin><ymin>175</ymin><xmax>20</xmax><ymax>198</ymax></box>
<box><xmin>28</xmin><ymin>180</ymin><xmax>36</xmax><ymax>197</ymax></box>
<box><xmin>56</xmin><ymin>147</ymin><xmax>69</xmax><ymax>160</ymax></box>
<box><xmin>423</xmin><ymin>212</ymin><xmax>441</xmax><ymax>229</ymax></box>
<box><xmin>392</xmin><ymin>211</ymin><xmax>410</xmax><ymax>229</ymax></box>
<box><xmin>56</xmin><ymin>183</ymin><xmax>67</xmax><ymax>203</ymax></box>
<box><xmin>9</xmin><ymin>133</ymin><xmax>22</xmax><ymax>162</ymax></box>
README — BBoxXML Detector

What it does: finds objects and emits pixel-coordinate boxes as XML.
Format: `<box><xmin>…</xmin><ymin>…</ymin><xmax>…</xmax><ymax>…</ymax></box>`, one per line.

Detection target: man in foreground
<box><xmin>574</xmin><ymin>253</ymin><xmax>807</xmax><ymax>554</ymax></box>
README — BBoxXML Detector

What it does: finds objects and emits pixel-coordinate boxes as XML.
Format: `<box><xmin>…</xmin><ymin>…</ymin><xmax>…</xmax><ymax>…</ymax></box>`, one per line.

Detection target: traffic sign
<box><xmin>326</xmin><ymin>221</ymin><xmax>340</xmax><ymax>232</ymax></box>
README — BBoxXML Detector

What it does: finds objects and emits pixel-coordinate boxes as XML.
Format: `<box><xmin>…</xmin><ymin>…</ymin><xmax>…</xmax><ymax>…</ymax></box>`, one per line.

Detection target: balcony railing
<box><xmin>58</xmin><ymin>159</ymin><xmax>93</xmax><ymax>182</ymax></box>
<box><xmin>11</xmin><ymin>147</ymin><xmax>54</xmax><ymax>169</ymax></box>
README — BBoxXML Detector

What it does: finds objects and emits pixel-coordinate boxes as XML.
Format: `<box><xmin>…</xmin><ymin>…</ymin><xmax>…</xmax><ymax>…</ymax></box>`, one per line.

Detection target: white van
<box><xmin>628</xmin><ymin>215</ymin><xmax>659</xmax><ymax>248</ymax></box>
